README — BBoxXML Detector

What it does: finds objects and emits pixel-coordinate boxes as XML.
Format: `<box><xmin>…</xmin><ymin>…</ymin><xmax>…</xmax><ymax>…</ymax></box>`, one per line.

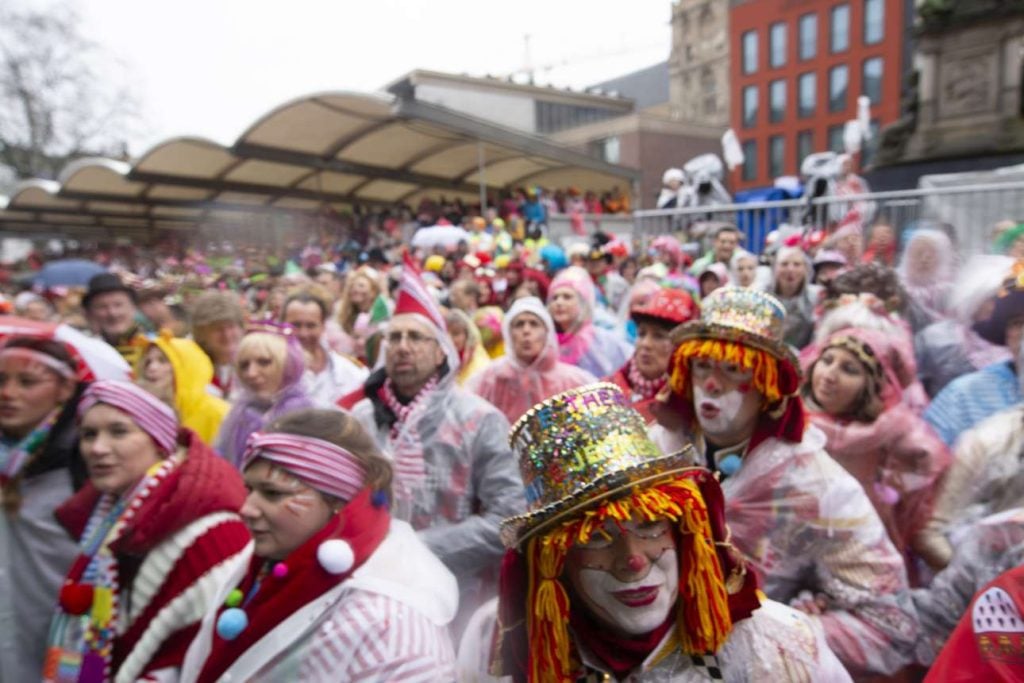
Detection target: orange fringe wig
<box><xmin>524</xmin><ymin>477</ymin><xmax>733</xmax><ymax>683</ymax></box>
<box><xmin>668</xmin><ymin>338</ymin><xmax>786</xmax><ymax>405</ymax></box>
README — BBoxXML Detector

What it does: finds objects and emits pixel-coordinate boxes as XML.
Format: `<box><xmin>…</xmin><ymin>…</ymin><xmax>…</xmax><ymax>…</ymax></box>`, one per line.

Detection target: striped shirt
<box><xmin>924</xmin><ymin>361</ymin><xmax>1020</xmax><ymax>446</ymax></box>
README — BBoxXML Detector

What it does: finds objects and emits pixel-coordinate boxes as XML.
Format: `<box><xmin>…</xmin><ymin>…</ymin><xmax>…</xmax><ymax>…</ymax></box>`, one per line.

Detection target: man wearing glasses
<box><xmin>347</xmin><ymin>254</ymin><xmax>524</xmax><ymax>636</ymax></box>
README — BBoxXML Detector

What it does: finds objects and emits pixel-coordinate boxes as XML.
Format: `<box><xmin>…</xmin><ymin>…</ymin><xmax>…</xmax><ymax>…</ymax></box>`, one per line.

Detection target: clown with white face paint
<box><xmin>654</xmin><ymin>287</ymin><xmax>921</xmax><ymax>677</ymax></box>
<box><xmin>481</xmin><ymin>383</ymin><xmax>851</xmax><ymax>683</ymax></box>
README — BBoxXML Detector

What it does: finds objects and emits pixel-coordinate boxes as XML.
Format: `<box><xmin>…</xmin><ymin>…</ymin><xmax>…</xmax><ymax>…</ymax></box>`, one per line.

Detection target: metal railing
<box><xmin>631</xmin><ymin>180</ymin><xmax>1024</xmax><ymax>255</ymax></box>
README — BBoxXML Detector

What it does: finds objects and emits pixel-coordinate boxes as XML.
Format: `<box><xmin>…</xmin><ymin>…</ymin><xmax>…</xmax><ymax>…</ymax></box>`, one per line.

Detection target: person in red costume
<box><xmin>926</xmin><ymin>564</ymin><xmax>1024</xmax><ymax>682</ymax></box>
<box><xmin>604</xmin><ymin>287</ymin><xmax>698</xmax><ymax>422</ymax></box>
<box><xmin>43</xmin><ymin>380</ymin><xmax>250</xmax><ymax>683</ymax></box>
<box><xmin>180</xmin><ymin>408</ymin><xmax>457</xmax><ymax>682</ymax></box>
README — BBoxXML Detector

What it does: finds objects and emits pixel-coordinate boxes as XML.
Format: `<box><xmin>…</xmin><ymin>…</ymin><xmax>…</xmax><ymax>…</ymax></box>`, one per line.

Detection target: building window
<box><xmin>798</xmin><ymin>72</ymin><xmax>816</xmax><ymax>117</ymax></box>
<box><xmin>742</xmin><ymin>85</ymin><xmax>759</xmax><ymax>128</ymax></box>
<box><xmin>829</xmin><ymin>64</ymin><xmax>849</xmax><ymax>112</ymax></box>
<box><xmin>862</xmin><ymin>57</ymin><xmax>883</xmax><ymax>104</ymax></box>
<box><xmin>799</xmin><ymin>13</ymin><xmax>817</xmax><ymax>60</ymax></box>
<box><xmin>861</xmin><ymin>119</ymin><xmax>881</xmax><ymax>165</ymax></box>
<box><xmin>828</xmin><ymin>124</ymin><xmax>845</xmax><ymax>153</ymax></box>
<box><xmin>769</xmin><ymin>135</ymin><xmax>786</xmax><ymax>178</ymax></box>
<box><xmin>742</xmin><ymin>140</ymin><xmax>758</xmax><ymax>181</ymax></box>
<box><xmin>770</xmin><ymin>22</ymin><xmax>787</xmax><ymax>68</ymax></box>
<box><xmin>830</xmin><ymin>4</ymin><xmax>850</xmax><ymax>53</ymax></box>
<box><xmin>797</xmin><ymin>130</ymin><xmax>814</xmax><ymax>168</ymax></box>
<box><xmin>769</xmin><ymin>79</ymin><xmax>786</xmax><ymax>123</ymax></box>
<box><xmin>742</xmin><ymin>31</ymin><xmax>758</xmax><ymax>74</ymax></box>
<box><xmin>864</xmin><ymin>0</ymin><xmax>884</xmax><ymax>45</ymax></box>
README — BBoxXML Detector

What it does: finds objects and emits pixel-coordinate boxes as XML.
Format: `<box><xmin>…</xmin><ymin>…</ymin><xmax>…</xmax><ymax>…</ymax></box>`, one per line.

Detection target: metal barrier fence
<box><xmin>632</xmin><ymin>180</ymin><xmax>1024</xmax><ymax>256</ymax></box>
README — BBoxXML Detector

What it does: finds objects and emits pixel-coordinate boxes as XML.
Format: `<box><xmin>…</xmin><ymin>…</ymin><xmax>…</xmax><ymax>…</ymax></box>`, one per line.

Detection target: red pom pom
<box><xmin>59</xmin><ymin>582</ymin><xmax>94</xmax><ymax>615</ymax></box>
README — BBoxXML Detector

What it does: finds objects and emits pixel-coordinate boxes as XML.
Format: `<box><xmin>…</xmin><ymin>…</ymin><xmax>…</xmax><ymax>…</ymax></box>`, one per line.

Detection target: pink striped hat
<box><xmin>78</xmin><ymin>380</ymin><xmax>179</xmax><ymax>455</ymax></box>
<box><xmin>242</xmin><ymin>431</ymin><xmax>366</xmax><ymax>502</ymax></box>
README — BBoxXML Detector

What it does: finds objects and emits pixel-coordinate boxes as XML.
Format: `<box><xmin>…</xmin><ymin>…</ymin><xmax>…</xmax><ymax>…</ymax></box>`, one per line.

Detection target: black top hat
<box><xmin>83</xmin><ymin>273</ymin><xmax>136</xmax><ymax>309</ymax></box>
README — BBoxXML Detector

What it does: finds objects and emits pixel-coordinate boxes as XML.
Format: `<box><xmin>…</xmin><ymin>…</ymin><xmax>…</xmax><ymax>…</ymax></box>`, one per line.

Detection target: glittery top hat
<box><xmin>671</xmin><ymin>286</ymin><xmax>800</xmax><ymax>381</ymax></box>
<box><xmin>500</xmin><ymin>382</ymin><xmax>696</xmax><ymax>548</ymax></box>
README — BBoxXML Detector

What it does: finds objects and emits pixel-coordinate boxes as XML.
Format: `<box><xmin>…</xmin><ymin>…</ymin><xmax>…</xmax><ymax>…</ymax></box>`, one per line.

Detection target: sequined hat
<box><xmin>500</xmin><ymin>382</ymin><xmax>696</xmax><ymax>548</ymax></box>
<box><xmin>671</xmin><ymin>286</ymin><xmax>800</xmax><ymax>379</ymax></box>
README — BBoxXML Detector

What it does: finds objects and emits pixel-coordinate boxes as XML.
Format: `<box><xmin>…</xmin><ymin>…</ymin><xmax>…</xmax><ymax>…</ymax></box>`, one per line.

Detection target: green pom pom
<box><xmin>225</xmin><ymin>588</ymin><xmax>244</xmax><ymax>608</ymax></box>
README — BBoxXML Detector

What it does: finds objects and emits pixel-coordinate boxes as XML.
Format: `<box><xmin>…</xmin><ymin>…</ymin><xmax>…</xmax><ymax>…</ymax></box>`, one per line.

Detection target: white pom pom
<box><xmin>317</xmin><ymin>539</ymin><xmax>355</xmax><ymax>575</ymax></box>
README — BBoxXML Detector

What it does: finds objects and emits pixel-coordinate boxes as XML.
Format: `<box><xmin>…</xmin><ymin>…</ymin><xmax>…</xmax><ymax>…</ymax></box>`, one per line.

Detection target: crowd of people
<box><xmin>2</xmin><ymin>192</ymin><xmax>1024</xmax><ymax>681</ymax></box>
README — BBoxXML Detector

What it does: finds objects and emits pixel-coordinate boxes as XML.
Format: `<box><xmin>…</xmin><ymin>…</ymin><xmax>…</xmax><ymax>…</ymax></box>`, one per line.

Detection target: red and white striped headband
<box><xmin>0</xmin><ymin>347</ymin><xmax>76</xmax><ymax>379</ymax></box>
<box><xmin>242</xmin><ymin>431</ymin><xmax>366</xmax><ymax>502</ymax></box>
<box><xmin>78</xmin><ymin>380</ymin><xmax>179</xmax><ymax>454</ymax></box>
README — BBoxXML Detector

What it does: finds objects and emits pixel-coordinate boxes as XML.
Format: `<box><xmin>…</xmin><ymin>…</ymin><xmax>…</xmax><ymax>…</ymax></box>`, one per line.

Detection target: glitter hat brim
<box><xmin>499</xmin><ymin>446</ymin><xmax>698</xmax><ymax>549</ymax></box>
<box><xmin>670</xmin><ymin>320</ymin><xmax>802</xmax><ymax>383</ymax></box>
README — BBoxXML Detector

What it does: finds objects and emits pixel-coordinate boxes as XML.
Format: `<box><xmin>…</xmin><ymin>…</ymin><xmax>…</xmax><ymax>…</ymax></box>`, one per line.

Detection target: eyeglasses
<box><xmin>386</xmin><ymin>330</ymin><xmax>438</xmax><ymax>347</ymax></box>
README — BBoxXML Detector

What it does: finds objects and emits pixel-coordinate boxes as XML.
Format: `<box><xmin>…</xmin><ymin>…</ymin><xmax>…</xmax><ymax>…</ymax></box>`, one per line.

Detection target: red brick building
<box><xmin>729</xmin><ymin>0</ymin><xmax>911</xmax><ymax>190</ymax></box>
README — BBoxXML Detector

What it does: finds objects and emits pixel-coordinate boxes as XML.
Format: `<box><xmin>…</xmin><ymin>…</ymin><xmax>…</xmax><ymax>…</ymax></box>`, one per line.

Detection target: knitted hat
<box><xmin>391</xmin><ymin>251</ymin><xmax>459</xmax><ymax>372</ymax></box>
<box><xmin>78</xmin><ymin>380</ymin><xmax>179</xmax><ymax>455</ymax></box>
<box><xmin>495</xmin><ymin>383</ymin><xmax>759</xmax><ymax>682</ymax></box>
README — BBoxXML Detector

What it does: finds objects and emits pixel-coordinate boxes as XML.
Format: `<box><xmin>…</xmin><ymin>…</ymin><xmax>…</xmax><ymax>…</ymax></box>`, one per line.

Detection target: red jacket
<box><xmin>926</xmin><ymin>565</ymin><xmax>1024</xmax><ymax>682</ymax></box>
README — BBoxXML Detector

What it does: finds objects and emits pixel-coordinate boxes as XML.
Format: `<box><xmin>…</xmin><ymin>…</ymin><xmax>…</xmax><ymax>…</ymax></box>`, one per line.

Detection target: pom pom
<box><xmin>718</xmin><ymin>454</ymin><xmax>742</xmax><ymax>477</ymax></box>
<box><xmin>271</xmin><ymin>562</ymin><xmax>289</xmax><ymax>579</ymax></box>
<box><xmin>59</xmin><ymin>582</ymin><xmax>94</xmax><ymax>615</ymax></box>
<box><xmin>874</xmin><ymin>482</ymin><xmax>901</xmax><ymax>505</ymax></box>
<box><xmin>317</xmin><ymin>539</ymin><xmax>355</xmax><ymax>575</ymax></box>
<box><xmin>370</xmin><ymin>489</ymin><xmax>389</xmax><ymax>508</ymax></box>
<box><xmin>216</xmin><ymin>607</ymin><xmax>249</xmax><ymax>641</ymax></box>
<box><xmin>224</xmin><ymin>588</ymin><xmax>244</xmax><ymax>608</ymax></box>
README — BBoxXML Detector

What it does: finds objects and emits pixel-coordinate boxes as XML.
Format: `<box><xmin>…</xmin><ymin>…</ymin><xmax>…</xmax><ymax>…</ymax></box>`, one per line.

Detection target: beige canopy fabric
<box><xmin>0</xmin><ymin>91</ymin><xmax>639</xmax><ymax>237</ymax></box>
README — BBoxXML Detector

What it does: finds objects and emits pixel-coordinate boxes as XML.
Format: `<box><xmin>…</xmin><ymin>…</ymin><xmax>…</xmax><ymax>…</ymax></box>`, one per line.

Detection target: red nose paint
<box><xmin>626</xmin><ymin>554</ymin><xmax>647</xmax><ymax>573</ymax></box>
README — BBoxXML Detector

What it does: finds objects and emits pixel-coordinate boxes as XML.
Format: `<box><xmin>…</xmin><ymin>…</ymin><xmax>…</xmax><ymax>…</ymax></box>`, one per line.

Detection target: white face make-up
<box><xmin>693</xmin><ymin>385</ymin><xmax>747</xmax><ymax>438</ymax></box>
<box><xmin>577</xmin><ymin>551</ymin><xmax>679</xmax><ymax>635</ymax></box>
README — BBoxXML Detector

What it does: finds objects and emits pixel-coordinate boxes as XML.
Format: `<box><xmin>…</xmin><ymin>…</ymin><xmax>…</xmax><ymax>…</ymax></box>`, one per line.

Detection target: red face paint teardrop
<box><xmin>737</xmin><ymin>382</ymin><xmax>751</xmax><ymax>394</ymax></box>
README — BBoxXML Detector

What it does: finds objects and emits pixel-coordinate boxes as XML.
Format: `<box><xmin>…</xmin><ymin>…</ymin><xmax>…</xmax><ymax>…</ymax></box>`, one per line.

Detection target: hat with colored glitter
<box><xmin>500</xmin><ymin>382</ymin><xmax>697</xmax><ymax>548</ymax></box>
<box><xmin>671</xmin><ymin>286</ymin><xmax>800</xmax><ymax>387</ymax></box>
<box><xmin>493</xmin><ymin>382</ymin><xmax>761</xmax><ymax>683</ymax></box>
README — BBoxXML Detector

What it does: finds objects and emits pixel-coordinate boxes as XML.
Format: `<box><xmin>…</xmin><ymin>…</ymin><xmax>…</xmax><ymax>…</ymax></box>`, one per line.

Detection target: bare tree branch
<box><xmin>0</xmin><ymin>2</ymin><xmax>139</xmax><ymax>179</ymax></box>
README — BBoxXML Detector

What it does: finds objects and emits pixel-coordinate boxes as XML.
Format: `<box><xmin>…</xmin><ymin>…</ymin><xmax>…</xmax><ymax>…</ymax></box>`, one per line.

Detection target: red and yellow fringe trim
<box><xmin>525</xmin><ymin>478</ymin><xmax>733</xmax><ymax>683</ymax></box>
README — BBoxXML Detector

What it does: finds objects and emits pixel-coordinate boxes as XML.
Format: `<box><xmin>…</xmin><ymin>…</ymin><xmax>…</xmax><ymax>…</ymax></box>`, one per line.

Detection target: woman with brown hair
<box><xmin>44</xmin><ymin>380</ymin><xmax>250</xmax><ymax>682</ymax></box>
<box><xmin>0</xmin><ymin>337</ymin><xmax>86</xmax><ymax>682</ymax></box>
<box><xmin>802</xmin><ymin>328</ymin><xmax>952</xmax><ymax>579</ymax></box>
<box><xmin>181</xmin><ymin>408</ymin><xmax>457</xmax><ymax>682</ymax></box>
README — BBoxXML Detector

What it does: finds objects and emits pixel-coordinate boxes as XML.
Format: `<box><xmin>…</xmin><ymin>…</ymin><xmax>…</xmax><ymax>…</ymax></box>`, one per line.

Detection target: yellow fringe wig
<box><xmin>524</xmin><ymin>477</ymin><xmax>733</xmax><ymax>683</ymax></box>
<box><xmin>669</xmin><ymin>338</ymin><xmax>783</xmax><ymax>405</ymax></box>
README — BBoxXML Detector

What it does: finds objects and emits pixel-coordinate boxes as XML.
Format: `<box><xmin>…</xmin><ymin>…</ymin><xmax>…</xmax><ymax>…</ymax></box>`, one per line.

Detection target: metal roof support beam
<box><xmin>127</xmin><ymin>171</ymin><xmax>356</xmax><ymax>206</ymax></box>
<box><xmin>230</xmin><ymin>142</ymin><xmax>484</xmax><ymax>195</ymax></box>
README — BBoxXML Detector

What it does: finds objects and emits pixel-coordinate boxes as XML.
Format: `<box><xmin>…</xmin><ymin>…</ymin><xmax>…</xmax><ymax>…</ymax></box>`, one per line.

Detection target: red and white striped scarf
<box><xmin>627</xmin><ymin>359</ymin><xmax>668</xmax><ymax>401</ymax></box>
<box><xmin>378</xmin><ymin>375</ymin><xmax>439</xmax><ymax>499</ymax></box>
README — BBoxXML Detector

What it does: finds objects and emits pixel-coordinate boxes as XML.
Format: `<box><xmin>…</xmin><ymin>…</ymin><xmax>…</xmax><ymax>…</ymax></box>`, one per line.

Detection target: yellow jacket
<box><xmin>139</xmin><ymin>332</ymin><xmax>229</xmax><ymax>445</ymax></box>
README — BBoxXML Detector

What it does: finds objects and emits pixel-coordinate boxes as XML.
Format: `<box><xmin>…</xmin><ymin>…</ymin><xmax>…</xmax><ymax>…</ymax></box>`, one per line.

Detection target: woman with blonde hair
<box><xmin>215</xmin><ymin>323</ymin><xmax>313</xmax><ymax>467</ymax></box>
<box><xmin>335</xmin><ymin>266</ymin><xmax>388</xmax><ymax>360</ymax></box>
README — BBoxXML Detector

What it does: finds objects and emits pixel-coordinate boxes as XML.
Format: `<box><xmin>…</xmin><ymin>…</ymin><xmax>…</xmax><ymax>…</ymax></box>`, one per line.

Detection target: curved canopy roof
<box><xmin>0</xmin><ymin>91</ymin><xmax>638</xmax><ymax>237</ymax></box>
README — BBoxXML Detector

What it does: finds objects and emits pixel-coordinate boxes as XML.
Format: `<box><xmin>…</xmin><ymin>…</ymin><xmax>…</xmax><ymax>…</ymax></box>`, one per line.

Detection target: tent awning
<box><xmin>0</xmin><ymin>91</ymin><xmax>639</xmax><ymax>236</ymax></box>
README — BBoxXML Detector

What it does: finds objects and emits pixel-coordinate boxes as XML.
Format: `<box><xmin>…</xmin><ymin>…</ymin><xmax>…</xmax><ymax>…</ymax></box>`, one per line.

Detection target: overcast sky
<box><xmin>64</xmin><ymin>0</ymin><xmax>672</xmax><ymax>154</ymax></box>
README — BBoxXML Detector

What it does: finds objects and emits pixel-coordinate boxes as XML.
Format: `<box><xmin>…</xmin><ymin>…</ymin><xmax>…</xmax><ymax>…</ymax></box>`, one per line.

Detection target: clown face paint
<box><xmin>690</xmin><ymin>357</ymin><xmax>762</xmax><ymax>444</ymax></box>
<box><xmin>576</xmin><ymin>550</ymin><xmax>679</xmax><ymax>636</ymax></box>
<box><xmin>241</xmin><ymin>459</ymin><xmax>336</xmax><ymax>561</ymax></box>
